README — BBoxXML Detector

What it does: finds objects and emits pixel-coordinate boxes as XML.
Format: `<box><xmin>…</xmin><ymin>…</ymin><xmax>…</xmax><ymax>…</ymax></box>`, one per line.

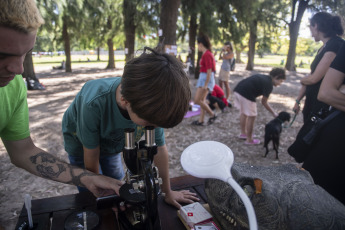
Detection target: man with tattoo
<box><xmin>0</xmin><ymin>0</ymin><xmax>123</xmax><ymax>198</ymax></box>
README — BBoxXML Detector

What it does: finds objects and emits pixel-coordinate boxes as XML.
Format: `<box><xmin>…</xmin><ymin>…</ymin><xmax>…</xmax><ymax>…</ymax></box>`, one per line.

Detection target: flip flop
<box><xmin>238</xmin><ymin>134</ymin><xmax>247</xmax><ymax>139</ymax></box>
<box><xmin>238</xmin><ymin>134</ymin><xmax>257</xmax><ymax>139</ymax></box>
<box><xmin>245</xmin><ymin>139</ymin><xmax>261</xmax><ymax>145</ymax></box>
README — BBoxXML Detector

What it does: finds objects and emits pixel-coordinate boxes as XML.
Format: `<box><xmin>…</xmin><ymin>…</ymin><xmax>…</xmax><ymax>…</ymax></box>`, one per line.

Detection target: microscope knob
<box><xmin>132</xmin><ymin>181</ymin><xmax>144</xmax><ymax>190</ymax></box>
<box><xmin>155</xmin><ymin>178</ymin><xmax>163</xmax><ymax>185</ymax></box>
<box><xmin>132</xmin><ymin>182</ymin><xmax>139</xmax><ymax>190</ymax></box>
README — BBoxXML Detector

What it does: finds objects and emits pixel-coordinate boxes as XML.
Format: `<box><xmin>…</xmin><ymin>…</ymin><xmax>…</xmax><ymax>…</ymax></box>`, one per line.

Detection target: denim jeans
<box><xmin>68</xmin><ymin>153</ymin><xmax>125</xmax><ymax>192</ymax></box>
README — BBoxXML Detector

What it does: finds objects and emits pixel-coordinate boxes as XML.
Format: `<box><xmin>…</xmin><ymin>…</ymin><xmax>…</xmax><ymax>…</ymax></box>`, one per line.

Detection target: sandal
<box><xmin>238</xmin><ymin>134</ymin><xmax>257</xmax><ymax>140</ymax></box>
<box><xmin>245</xmin><ymin>139</ymin><xmax>261</xmax><ymax>145</ymax></box>
<box><xmin>207</xmin><ymin>114</ymin><xmax>217</xmax><ymax>125</ymax></box>
<box><xmin>238</xmin><ymin>134</ymin><xmax>247</xmax><ymax>139</ymax></box>
<box><xmin>191</xmin><ymin>120</ymin><xmax>204</xmax><ymax>126</ymax></box>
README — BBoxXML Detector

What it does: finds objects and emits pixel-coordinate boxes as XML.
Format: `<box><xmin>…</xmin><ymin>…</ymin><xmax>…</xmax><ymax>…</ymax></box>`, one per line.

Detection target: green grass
<box><xmin>33</xmin><ymin>53</ymin><xmax>313</xmax><ymax>71</ymax></box>
<box><xmin>235</xmin><ymin>54</ymin><xmax>313</xmax><ymax>71</ymax></box>
<box><xmin>33</xmin><ymin>54</ymin><xmax>125</xmax><ymax>67</ymax></box>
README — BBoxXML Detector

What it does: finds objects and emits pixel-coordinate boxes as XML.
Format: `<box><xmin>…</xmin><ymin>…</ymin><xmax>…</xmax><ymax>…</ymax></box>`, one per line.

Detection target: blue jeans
<box><xmin>68</xmin><ymin>153</ymin><xmax>125</xmax><ymax>192</ymax></box>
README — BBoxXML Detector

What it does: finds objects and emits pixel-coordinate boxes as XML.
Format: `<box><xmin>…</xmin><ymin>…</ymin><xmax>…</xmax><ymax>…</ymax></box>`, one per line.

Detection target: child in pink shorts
<box><xmin>233</xmin><ymin>68</ymin><xmax>286</xmax><ymax>144</ymax></box>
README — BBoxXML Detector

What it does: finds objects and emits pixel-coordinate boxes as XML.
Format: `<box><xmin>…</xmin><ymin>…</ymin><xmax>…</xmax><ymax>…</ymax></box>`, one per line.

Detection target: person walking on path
<box><xmin>192</xmin><ymin>34</ymin><xmax>217</xmax><ymax>126</ymax></box>
<box><xmin>218</xmin><ymin>42</ymin><xmax>234</xmax><ymax>101</ymax></box>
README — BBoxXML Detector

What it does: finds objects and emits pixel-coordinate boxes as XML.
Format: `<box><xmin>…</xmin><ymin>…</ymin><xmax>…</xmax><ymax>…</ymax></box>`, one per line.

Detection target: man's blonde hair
<box><xmin>0</xmin><ymin>0</ymin><xmax>44</xmax><ymax>33</ymax></box>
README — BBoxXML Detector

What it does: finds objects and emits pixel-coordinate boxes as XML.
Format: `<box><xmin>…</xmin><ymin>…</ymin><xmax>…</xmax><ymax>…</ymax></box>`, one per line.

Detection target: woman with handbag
<box><xmin>288</xmin><ymin>13</ymin><xmax>345</xmax><ymax>205</ymax></box>
<box><xmin>298</xmin><ymin>43</ymin><xmax>345</xmax><ymax>206</ymax></box>
<box><xmin>288</xmin><ymin>12</ymin><xmax>344</xmax><ymax>160</ymax></box>
<box><xmin>293</xmin><ymin>12</ymin><xmax>345</xmax><ymax>122</ymax></box>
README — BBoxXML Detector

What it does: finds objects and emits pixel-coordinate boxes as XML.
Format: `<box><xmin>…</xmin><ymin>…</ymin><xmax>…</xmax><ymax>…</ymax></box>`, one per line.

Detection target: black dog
<box><xmin>264</xmin><ymin>111</ymin><xmax>291</xmax><ymax>159</ymax></box>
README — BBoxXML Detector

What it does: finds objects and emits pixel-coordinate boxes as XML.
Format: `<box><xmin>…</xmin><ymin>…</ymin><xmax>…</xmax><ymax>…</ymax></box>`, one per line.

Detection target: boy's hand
<box><xmin>164</xmin><ymin>190</ymin><xmax>200</xmax><ymax>209</ymax></box>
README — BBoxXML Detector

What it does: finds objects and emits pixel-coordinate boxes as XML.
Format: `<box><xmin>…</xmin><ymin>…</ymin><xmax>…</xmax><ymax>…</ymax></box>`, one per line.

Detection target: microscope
<box><xmin>97</xmin><ymin>126</ymin><xmax>162</xmax><ymax>230</ymax></box>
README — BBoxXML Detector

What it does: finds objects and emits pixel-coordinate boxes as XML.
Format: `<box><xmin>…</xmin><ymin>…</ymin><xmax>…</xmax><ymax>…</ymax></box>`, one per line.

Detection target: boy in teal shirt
<box><xmin>63</xmin><ymin>48</ymin><xmax>199</xmax><ymax>209</ymax></box>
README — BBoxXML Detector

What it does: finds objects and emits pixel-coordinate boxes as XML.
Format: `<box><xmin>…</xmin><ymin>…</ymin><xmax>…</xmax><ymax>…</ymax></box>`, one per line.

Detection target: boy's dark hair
<box><xmin>269</xmin><ymin>68</ymin><xmax>286</xmax><ymax>80</ymax></box>
<box><xmin>121</xmin><ymin>47</ymin><xmax>191</xmax><ymax>128</ymax></box>
<box><xmin>310</xmin><ymin>12</ymin><xmax>344</xmax><ymax>38</ymax></box>
<box><xmin>197</xmin><ymin>34</ymin><xmax>212</xmax><ymax>51</ymax></box>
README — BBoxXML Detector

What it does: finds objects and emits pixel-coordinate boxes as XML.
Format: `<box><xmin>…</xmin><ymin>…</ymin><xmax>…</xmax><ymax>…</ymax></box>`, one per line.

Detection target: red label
<box><xmin>187</xmin><ymin>213</ymin><xmax>193</xmax><ymax>216</ymax></box>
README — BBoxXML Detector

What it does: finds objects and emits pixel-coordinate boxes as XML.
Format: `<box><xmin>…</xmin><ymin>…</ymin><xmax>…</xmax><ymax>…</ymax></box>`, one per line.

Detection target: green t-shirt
<box><xmin>62</xmin><ymin>77</ymin><xmax>165</xmax><ymax>156</ymax></box>
<box><xmin>0</xmin><ymin>75</ymin><xmax>30</xmax><ymax>141</ymax></box>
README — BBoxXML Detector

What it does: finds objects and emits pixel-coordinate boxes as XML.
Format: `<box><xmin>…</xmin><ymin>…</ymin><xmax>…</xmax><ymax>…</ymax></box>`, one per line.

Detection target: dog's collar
<box><xmin>283</xmin><ymin>113</ymin><xmax>298</xmax><ymax>128</ymax></box>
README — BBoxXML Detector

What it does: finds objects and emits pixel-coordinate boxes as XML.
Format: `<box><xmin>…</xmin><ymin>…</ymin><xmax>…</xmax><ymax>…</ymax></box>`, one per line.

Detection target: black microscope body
<box><xmin>97</xmin><ymin>126</ymin><xmax>162</xmax><ymax>230</ymax></box>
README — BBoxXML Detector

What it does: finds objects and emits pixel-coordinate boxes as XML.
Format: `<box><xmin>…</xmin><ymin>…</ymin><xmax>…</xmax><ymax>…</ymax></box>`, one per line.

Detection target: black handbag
<box><xmin>288</xmin><ymin>107</ymin><xmax>341</xmax><ymax>163</ymax></box>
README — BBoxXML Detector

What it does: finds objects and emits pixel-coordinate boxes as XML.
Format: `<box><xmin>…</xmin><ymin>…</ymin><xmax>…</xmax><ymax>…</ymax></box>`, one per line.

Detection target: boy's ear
<box><xmin>120</xmin><ymin>96</ymin><xmax>130</xmax><ymax>106</ymax></box>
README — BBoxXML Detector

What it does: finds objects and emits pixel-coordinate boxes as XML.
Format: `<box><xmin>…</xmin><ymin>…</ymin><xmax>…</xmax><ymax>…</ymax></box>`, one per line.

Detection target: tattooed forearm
<box><xmin>29</xmin><ymin>151</ymin><xmax>98</xmax><ymax>187</ymax></box>
<box><xmin>30</xmin><ymin>152</ymin><xmax>66</xmax><ymax>180</ymax></box>
<box><xmin>67</xmin><ymin>166</ymin><xmax>98</xmax><ymax>187</ymax></box>
<box><xmin>30</xmin><ymin>152</ymin><xmax>57</xmax><ymax>164</ymax></box>
<box><xmin>36</xmin><ymin>164</ymin><xmax>66</xmax><ymax>179</ymax></box>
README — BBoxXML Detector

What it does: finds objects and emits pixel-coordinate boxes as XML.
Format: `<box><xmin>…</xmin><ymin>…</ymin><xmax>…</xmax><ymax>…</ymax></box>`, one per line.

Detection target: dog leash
<box><xmin>283</xmin><ymin>112</ymin><xmax>298</xmax><ymax>128</ymax></box>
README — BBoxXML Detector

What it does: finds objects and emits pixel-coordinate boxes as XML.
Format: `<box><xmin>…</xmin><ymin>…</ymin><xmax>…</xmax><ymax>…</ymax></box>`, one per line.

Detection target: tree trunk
<box><xmin>189</xmin><ymin>11</ymin><xmax>197</xmax><ymax>72</ymax></box>
<box><xmin>97</xmin><ymin>47</ymin><xmax>100</xmax><ymax>61</ymax></box>
<box><xmin>106</xmin><ymin>16</ymin><xmax>115</xmax><ymax>69</ymax></box>
<box><xmin>22</xmin><ymin>51</ymin><xmax>38</xmax><ymax>88</ymax></box>
<box><xmin>195</xmin><ymin>11</ymin><xmax>210</xmax><ymax>79</ymax></box>
<box><xmin>123</xmin><ymin>0</ymin><xmax>136</xmax><ymax>62</ymax></box>
<box><xmin>62</xmin><ymin>15</ymin><xmax>72</xmax><ymax>72</ymax></box>
<box><xmin>285</xmin><ymin>0</ymin><xmax>309</xmax><ymax>71</ymax></box>
<box><xmin>160</xmin><ymin>0</ymin><xmax>181</xmax><ymax>46</ymax></box>
<box><xmin>194</xmin><ymin>51</ymin><xmax>202</xmax><ymax>79</ymax></box>
<box><xmin>235</xmin><ymin>50</ymin><xmax>242</xmax><ymax>63</ymax></box>
<box><xmin>246</xmin><ymin>20</ymin><xmax>257</xmax><ymax>71</ymax></box>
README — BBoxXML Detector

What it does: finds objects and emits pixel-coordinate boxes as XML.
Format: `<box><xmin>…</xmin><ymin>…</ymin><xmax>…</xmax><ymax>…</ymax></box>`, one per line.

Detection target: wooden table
<box><xmin>15</xmin><ymin>175</ymin><xmax>206</xmax><ymax>230</ymax></box>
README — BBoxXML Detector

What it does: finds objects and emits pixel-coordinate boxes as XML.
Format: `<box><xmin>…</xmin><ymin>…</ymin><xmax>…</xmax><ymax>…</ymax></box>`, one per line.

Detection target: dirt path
<box><xmin>0</xmin><ymin>62</ymin><xmax>306</xmax><ymax>229</ymax></box>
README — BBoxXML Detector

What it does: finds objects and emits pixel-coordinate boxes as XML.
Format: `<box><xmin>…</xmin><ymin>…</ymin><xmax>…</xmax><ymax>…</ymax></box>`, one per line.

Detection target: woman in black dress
<box><xmin>293</xmin><ymin>12</ymin><xmax>344</xmax><ymax>122</ymax></box>
<box><xmin>301</xmin><ymin>43</ymin><xmax>345</xmax><ymax>206</ymax></box>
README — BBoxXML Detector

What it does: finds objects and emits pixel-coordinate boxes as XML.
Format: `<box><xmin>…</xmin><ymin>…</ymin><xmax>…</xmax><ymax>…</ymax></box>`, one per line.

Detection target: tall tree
<box><xmin>122</xmin><ymin>0</ymin><xmax>160</xmax><ymax>62</ymax></box>
<box><xmin>160</xmin><ymin>0</ymin><xmax>181</xmax><ymax>47</ymax></box>
<box><xmin>123</xmin><ymin>0</ymin><xmax>136</xmax><ymax>62</ymax></box>
<box><xmin>38</xmin><ymin>0</ymin><xmax>84</xmax><ymax>72</ymax></box>
<box><xmin>22</xmin><ymin>52</ymin><xmax>41</xmax><ymax>90</ymax></box>
<box><xmin>58</xmin><ymin>0</ymin><xmax>85</xmax><ymax>72</ymax></box>
<box><xmin>180</xmin><ymin>0</ymin><xmax>219</xmax><ymax>78</ymax></box>
<box><xmin>180</xmin><ymin>0</ymin><xmax>199</xmax><ymax>69</ymax></box>
<box><xmin>62</xmin><ymin>12</ymin><xmax>72</xmax><ymax>72</ymax></box>
<box><xmin>231</xmin><ymin>0</ymin><xmax>288</xmax><ymax>70</ymax></box>
<box><xmin>285</xmin><ymin>0</ymin><xmax>310</xmax><ymax>71</ymax></box>
<box><xmin>105</xmin><ymin>0</ymin><xmax>123</xmax><ymax>69</ymax></box>
<box><xmin>106</xmin><ymin>15</ymin><xmax>116</xmax><ymax>69</ymax></box>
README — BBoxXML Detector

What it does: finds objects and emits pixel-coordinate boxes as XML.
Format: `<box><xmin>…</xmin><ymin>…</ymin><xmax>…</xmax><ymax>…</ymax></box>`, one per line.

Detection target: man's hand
<box><xmin>164</xmin><ymin>190</ymin><xmax>200</xmax><ymax>209</ymax></box>
<box><xmin>82</xmin><ymin>174</ymin><xmax>124</xmax><ymax>197</ymax></box>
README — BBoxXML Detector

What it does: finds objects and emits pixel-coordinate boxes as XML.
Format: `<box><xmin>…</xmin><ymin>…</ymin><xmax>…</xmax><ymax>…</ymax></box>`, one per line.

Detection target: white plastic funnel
<box><xmin>181</xmin><ymin>141</ymin><xmax>257</xmax><ymax>230</ymax></box>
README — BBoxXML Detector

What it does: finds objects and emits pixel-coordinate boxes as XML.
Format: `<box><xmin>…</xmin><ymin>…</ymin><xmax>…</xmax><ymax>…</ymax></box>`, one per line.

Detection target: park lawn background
<box><xmin>33</xmin><ymin>53</ymin><xmax>313</xmax><ymax>72</ymax></box>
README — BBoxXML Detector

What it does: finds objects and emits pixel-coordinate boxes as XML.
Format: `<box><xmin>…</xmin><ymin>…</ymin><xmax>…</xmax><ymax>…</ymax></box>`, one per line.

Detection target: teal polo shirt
<box><xmin>62</xmin><ymin>77</ymin><xmax>165</xmax><ymax>156</ymax></box>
